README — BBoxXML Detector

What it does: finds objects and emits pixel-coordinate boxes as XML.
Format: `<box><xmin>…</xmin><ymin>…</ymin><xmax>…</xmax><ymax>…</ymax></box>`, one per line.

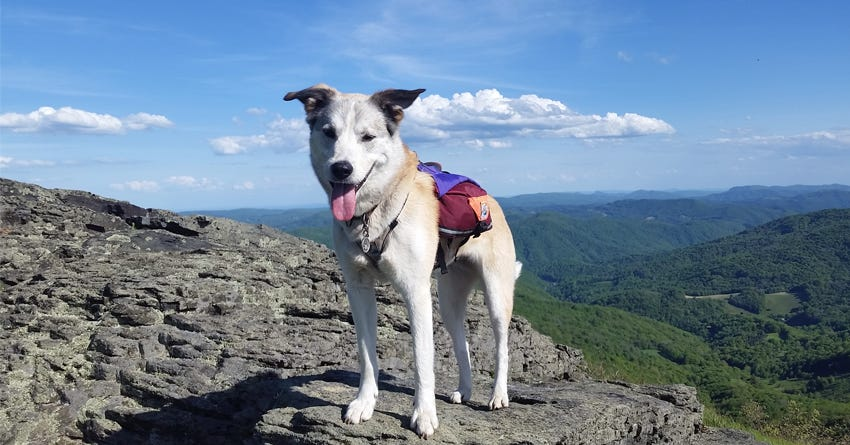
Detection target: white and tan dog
<box><xmin>284</xmin><ymin>84</ymin><xmax>520</xmax><ymax>438</ymax></box>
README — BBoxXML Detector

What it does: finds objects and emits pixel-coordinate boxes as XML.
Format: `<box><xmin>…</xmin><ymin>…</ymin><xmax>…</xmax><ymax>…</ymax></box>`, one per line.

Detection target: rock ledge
<box><xmin>0</xmin><ymin>178</ymin><xmax>763</xmax><ymax>444</ymax></box>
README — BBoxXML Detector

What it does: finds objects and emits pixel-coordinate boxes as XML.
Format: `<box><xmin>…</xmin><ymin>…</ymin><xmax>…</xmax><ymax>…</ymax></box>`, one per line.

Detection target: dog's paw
<box><xmin>449</xmin><ymin>388</ymin><xmax>471</xmax><ymax>404</ymax></box>
<box><xmin>488</xmin><ymin>389</ymin><xmax>510</xmax><ymax>410</ymax></box>
<box><xmin>410</xmin><ymin>404</ymin><xmax>439</xmax><ymax>438</ymax></box>
<box><xmin>344</xmin><ymin>395</ymin><xmax>376</xmax><ymax>424</ymax></box>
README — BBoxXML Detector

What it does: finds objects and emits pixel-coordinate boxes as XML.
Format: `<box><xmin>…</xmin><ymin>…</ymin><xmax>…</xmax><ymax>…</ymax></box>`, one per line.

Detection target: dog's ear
<box><xmin>283</xmin><ymin>84</ymin><xmax>337</xmax><ymax>126</ymax></box>
<box><xmin>370</xmin><ymin>88</ymin><xmax>426</xmax><ymax>135</ymax></box>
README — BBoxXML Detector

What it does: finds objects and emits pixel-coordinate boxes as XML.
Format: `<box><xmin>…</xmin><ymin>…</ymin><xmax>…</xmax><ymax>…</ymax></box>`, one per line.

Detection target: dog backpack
<box><xmin>418</xmin><ymin>162</ymin><xmax>493</xmax><ymax>272</ymax></box>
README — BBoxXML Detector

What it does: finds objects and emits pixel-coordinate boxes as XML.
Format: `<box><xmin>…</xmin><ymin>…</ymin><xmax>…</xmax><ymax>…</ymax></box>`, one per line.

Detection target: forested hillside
<box><xmin>507</xmin><ymin>212</ymin><xmax>744</xmax><ymax>281</ymax></box>
<box><xmin>544</xmin><ymin>209</ymin><xmax>850</xmax><ymax>443</ymax></box>
<box><xmin>560</xmin><ymin>209</ymin><xmax>850</xmax><ymax>332</ymax></box>
<box><xmin>513</xmin><ymin>276</ymin><xmax>848</xmax><ymax>444</ymax></box>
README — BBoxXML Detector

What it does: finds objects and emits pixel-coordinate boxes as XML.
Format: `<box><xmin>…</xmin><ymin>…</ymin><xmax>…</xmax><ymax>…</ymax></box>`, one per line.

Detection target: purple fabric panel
<box><xmin>417</xmin><ymin>162</ymin><xmax>479</xmax><ymax>197</ymax></box>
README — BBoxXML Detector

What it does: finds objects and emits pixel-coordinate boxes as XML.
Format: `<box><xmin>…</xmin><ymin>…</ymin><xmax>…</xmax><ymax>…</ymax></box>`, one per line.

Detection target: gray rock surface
<box><xmin>0</xmin><ymin>178</ymin><xmax>764</xmax><ymax>444</ymax></box>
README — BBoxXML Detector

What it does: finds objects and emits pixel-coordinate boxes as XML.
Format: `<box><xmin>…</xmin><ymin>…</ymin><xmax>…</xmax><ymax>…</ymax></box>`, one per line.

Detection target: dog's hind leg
<box><xmin>437</xmin><ymin>264</ymin><xmax>476</xmax><ymax>404</ymax></box>
<box><xmin>481</xmin><ymin>261</ymin><xmax>516</xmax><ymax>410</ymax></box>
<box><xmin>342</xmin><ymin>281</ymin><xmax>380</xmax><ymax>425</ymax></box>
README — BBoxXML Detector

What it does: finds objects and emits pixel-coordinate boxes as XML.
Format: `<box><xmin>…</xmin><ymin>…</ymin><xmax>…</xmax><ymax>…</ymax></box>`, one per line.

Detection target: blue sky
<box><xmin>2</xmin><ymin>1</ymin><xmax>849</xmax><ymax>211</ymax></box>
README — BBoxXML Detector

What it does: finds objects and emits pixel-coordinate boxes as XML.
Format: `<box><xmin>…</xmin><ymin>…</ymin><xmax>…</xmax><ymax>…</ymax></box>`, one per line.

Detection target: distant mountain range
<box><xmin>186</xmin><ymin>183</ymin><xmax>850</xmax><ymax>231</ymax></box>
<box><xmin>703</xmin><ymin>184</ymin><xmax>850</xmax><ymax>202</ymax></box>
<box><xmin>497</xmin><ymin>184</ymin><xmax>850</xmax><ymax>210</ymax></box>
<box><xmin>184</xmin><ymin>183</ymin><xmax>850</xmax><ymax>278</ymax></box>
<box><xmin>495</xmin><ymin>188</ymin><xmax>715</xmax><ymax>208</ymax></box>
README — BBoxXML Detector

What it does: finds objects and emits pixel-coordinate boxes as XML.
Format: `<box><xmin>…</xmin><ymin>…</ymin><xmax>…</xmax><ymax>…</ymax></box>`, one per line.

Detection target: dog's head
<box><xmin>284</xmin><ymin>84</ymin><xmax>425</xmax><ymax>221</ymax></box>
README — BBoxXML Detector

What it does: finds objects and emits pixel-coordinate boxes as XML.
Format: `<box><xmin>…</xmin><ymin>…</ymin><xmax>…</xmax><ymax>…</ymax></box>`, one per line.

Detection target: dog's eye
<box><xmin>322</xmin><ymin>126</ymin><xmax>337</xmax><ymax>139</ymax></box>
<box><xmin>361</xmin><ymin>133</ymin><xmax>376</xmax><ymax>142</ymax></box>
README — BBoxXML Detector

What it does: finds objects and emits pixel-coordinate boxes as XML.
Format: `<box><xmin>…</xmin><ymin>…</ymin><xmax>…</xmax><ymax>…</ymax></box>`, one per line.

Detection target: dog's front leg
<box><xmin>399</xmin><ymin>280</ymin><xmax>439</xmax><ymax>438</ymax></box>
<box><xmin>343</xmin><ymin>281</ymin><xmax>379</xmax><ymax>425</ymax></box>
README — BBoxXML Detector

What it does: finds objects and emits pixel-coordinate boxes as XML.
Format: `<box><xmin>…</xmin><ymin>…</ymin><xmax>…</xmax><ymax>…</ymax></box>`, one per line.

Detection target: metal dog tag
<box><xmin>361</xmin><ymin>236</ymin><xmax>371</xmax><ymax>253</ymax></box>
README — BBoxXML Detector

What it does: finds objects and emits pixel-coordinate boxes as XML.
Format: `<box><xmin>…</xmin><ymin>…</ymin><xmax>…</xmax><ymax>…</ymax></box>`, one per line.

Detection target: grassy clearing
<box><xmin>763</xmin><ymin>292</ymin><xmax>800</xmax><ymax>315</ymax></box>
<box><xmin>685</xmin><ymin>291</ymin><xmax>801</xmax><ymax>317</ymax></box>
<box><xmin>702</xmin><ymin>406</ymin><xmax>803</xmax><ymax>445</ymax></box>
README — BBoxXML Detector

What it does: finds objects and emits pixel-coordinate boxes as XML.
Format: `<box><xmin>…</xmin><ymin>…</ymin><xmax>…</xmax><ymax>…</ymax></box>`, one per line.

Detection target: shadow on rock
<box><xmin>89</xmin><ymin>370</ymin><xmax>354</xmax><ymax>445</ymax></box>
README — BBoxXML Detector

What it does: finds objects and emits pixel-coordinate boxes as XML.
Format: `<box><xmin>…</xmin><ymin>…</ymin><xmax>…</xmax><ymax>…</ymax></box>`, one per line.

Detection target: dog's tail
<box><xmin>514</xmin><ymin>261</ymin><xmax>523</xmax><ymax>280</ymax></box>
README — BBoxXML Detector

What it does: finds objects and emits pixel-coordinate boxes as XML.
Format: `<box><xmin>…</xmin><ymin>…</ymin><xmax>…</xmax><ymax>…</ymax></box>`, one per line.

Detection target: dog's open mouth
<box><xmin>330</xmin><ymin>163</ymin><xmax>375</xmax><ymax>221</ymax></box>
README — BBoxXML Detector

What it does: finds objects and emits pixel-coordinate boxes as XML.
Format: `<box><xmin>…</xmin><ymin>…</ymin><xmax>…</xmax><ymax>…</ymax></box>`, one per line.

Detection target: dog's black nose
<box><xmin>330</xmin><ymin>161</ymin><xmax>353</xmax><ymax>181</ymax></box>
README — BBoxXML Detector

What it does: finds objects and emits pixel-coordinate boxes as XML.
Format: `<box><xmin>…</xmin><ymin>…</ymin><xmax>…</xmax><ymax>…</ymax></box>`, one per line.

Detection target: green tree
<box><xmin>728</xmin><ymin>288</ymin><xmax>765</xmax><ymax>313</ymax></box>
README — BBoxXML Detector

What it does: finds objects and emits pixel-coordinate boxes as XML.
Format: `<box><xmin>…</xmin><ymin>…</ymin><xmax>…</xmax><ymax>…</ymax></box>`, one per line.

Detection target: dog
<box><xmin>284</xmin><ymin>84</ymin><xmax>520</xmax><ymax>438</ymax></box>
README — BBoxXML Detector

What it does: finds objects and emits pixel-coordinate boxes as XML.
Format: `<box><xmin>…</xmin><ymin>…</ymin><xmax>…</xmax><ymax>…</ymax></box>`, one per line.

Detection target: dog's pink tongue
<box><xmin>331</xmin><ymin>183</ymin><xmax>357</xmax><ymax>221</ymax></box>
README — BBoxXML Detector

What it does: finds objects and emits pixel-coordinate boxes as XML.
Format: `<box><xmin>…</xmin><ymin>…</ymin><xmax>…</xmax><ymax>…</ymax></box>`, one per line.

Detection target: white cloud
<box><xmin>617</xmin><ymin>51</ymin><xmax>633</xmax><ymax>62</ymax></box>
<box><xmin>15</xmin><ymin>159</ymin><xmax>57</xmax><ymax>167</ymax></box>
<box><xmin>0</xmin><ymin>107</ymin><xmax>121</xmax><ymax>134</ymax></box>
<box><xmin>166</xmin><ymin>175</ymin><xmax>198</xmax><ymax>187</ymax></box>
<box><xmin>0</xmin><ymin>157</ymin><xmax>57</xmax><ymax>168</ymax></box>
<box><xmin>212</xmin><ymin>89</ymin><xmax>673</xmax><ymax>155</ymax></box>
<box><xmin>210</xmin><ymin>135</ymin><xmax>268</xmax><ymax>155</ymax></box>
<box><xmin>464</xmin><ymin>139</ymin><xmax>513</xmax><ymax>149</ymax></box>
<box><xmin>543</xmin><ymin>112</ymin><xmax>676</xmax><ymax>138</ymax></box>
<box><xmin>234</xmin><ymin>181</ymin><xmax>255</xmax><ymax>190</ymax></box>
<box><xmin>209</xmin><ymin>116</ymin><xmax>308</xmax><ymax>155</ymax></box>
<box><xmin>110</xmin><ymin>180</ymin><xmax>160</xmax><ymax>192</ymax></box>
<box><xmin>705</xmin><ymin>129</ymin><xmax>850</xmax><ymax>147</ymax></box>
<box><xmin>0</xmin><ymin>106</ymin><xmax>173</xmax><ymax>134</ymax></box>
<box><xmin>166</xmin><ymin>176</ymin><xmax>218</xmax><ymax>190</ymax></box>
<box><xmin>246</xmin><ymin>107</ymin><xmax>267</xmax><ymax>116</ymax></box>
<box><xmin>404</xmin><ymin>89</ymin><xmax>675</xmax><ymax>143</ymax></box>
<box><xmin>123</xmin><ymin>112</ymin><xmax>174</xmax><ymax>130</ymax></box>
<box><xmin>110</xmin><ymin>176</ymin><xmax>226</xmax><ymax>193</ymax></box>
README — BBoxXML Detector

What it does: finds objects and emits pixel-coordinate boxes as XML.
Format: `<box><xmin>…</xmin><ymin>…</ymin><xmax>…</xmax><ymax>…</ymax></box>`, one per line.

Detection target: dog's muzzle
<box><xmin>328</xmin><ymin>162</ymin><xmax>376</xmax><ymax>221</ymax></box>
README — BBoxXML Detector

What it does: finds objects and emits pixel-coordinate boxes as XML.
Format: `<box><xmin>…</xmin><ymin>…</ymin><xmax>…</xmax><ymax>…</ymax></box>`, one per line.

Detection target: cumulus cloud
<box><xmin>210</xmin><ymin>89</ymin><xmax>673</xmax><ymax>154</ymax></box>
<box><xmin>166</xmin><ymin>176</ymin><xmax>219</xmax><ymax>190</ymax></box>
<box><xmin>209</xmin><ymin>117</ymin><xmax>308</xmax><ymax>155</ymax></box>
<box><xmin>210</xmin><ymin>135</ymin><xmax>271</xmax><ymax>155</ymax></box>
<box><xmin>403</xmin><ymin>89</ymin><xmax>675</xmax><ymax>145</ymax></box>
<box><xmin>123</xmin><ymin>112</ymin><xmax>173</xmax><ymax>131</ymax></box>
<box><xmin>465</xmin><ymin>139</ymin><xmax>513</xmax><ymax>149</ymax></box>
<box><xmin>0</xmin><ymin>106</ymin><xmax>173</xmax><ymax>134</ymax></box>
<box><xmin>110</xmin><ymin>180</ymin><xmax>160</xmax><ymax>192</ymax></box>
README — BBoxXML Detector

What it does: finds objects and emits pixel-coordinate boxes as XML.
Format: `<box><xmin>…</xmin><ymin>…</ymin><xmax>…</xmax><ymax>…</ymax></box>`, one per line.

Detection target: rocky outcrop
<box><xmin>0</xmin><ymin>178</ymin><xmax>763</xmax><ymax>444</ymax></box>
